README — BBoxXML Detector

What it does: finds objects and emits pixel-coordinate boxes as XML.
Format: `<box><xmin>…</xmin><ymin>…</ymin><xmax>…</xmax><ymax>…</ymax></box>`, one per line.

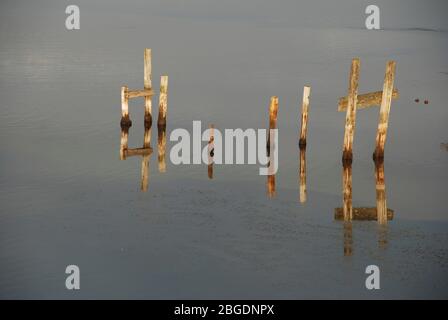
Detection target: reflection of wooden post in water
<box><xmin>299</xmin><ymin>147</ymin><xmax>306</xmax><ymax>203</ymax></box>
<box><xmin>342</xmin><ymin>163</ymin><xmax>353</xmax><ymax>255</ymax></box>
<box><xmin>267</xmin><ymin>174</ymin><xmax>276</xmax><ymax>198</ymax></box>
<box><xmin>373</xmin><ymin>61</ymin><xmax>396</xmax><ymax>161</ymax></box>
<box><xmin>342</xmin><ymin>58</ymin><xmax>360</xmax><ymax>164</ymax></box>
<box><xmin>208</xmin><ymin>125</ymin><xmax>214</xmax><ymax>179</ymax></box>
<box><xmin>120</xmin><ymin>128</ymin><xmax>129</xmax><ymax>160</ymax></box>
<box><xmin>144</xmin><ymin>48</ymin><xmax>152</xmax><ymax>127</ymax></box>
<box><xmin>141</xmin><ymin>127</ymin><xmax>151</xmax><ymax>192</ymax></box>
<box><xmin>157</xmin><ymin>76</ymin><xmax>168</xmax><ymax>127</ymax></box>
<box><xmin>342</xmin><ymin>163</ymin><xmax>353</xmax><ymax>221</ymax></box>
<box><xmin>157</xmin><ymin>125</ymin><xmax>167</xmax><ymax>173</ymax></box>
<box><xmin>120</xmin><ymin>86</ymin><xmax>131</xmax><ymax>127</ymax></box>
<box><xmin>375</xmin><ymin>160</ymin><xmax>388</xmax><ymax>248</ymax></box>
<box><xmin>266</xmin><ymin>96</ymin><xmax>278</xmax><ymax>155</ymax></box>
<box><xmin>343</xmin><ymin>221</ymin><xmax>353</xmax><ymax>256</ymax></box>
<box><xmin>299</xmin><ymin>86</ymin><xmax>311</xmax><ymax>148</ymax></box>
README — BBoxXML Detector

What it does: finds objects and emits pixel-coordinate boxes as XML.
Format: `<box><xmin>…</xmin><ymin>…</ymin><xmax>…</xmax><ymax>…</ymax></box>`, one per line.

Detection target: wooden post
<box><xmin>119</xmin><ymin>128</ymin><xmax>129</xmax><ymax>160</ymax></box>
<box><xmin>141</xmin><ymin>126</ymin><xmax>151</xmax><ymax>192</ymax></box>
<box><xmin>267</xmin><ymin>96</ymin><xmax>279</xmax><ymax>155</ymax></box>
<box><xmin>373</xmin><ymin>61</ymin><xmax>396</xmax><ymax>160</ymax></box>
<box><xmin>158</xmin><ymin>125</ymin><xmax>167</xmax><ymax>173</ymax></box>
<box><xmin>158</xmin><ymin>75</ymin><xmax>169</xmax><ymax>127</ymax></box>
<box><xmin>299</xmin><ymin>147</ymin><xmax>307</xmax><ymax>203</ymax></box>
<box><xmin>342</xmin><ymin>58</ymin><xmax>360</xmax><ymax>164</ymax></box>
<box><xmin>299</xmin><ymin>86</ymin><xmax>311</xmax><ymax>148</ymax></box>
<box><xmin>208</xmin><ymin>124</ymin><xmax>214</xmax><ymax>179</ymax></box>
<box><xmin>120</xmin><ymin>86</ymin><xmax>131</xmax><ymax>127</ymax></box>
<box><xmin>144</xmin><ymin>48</ymin><xmax>152</xmax><ymax>127</ymax></box>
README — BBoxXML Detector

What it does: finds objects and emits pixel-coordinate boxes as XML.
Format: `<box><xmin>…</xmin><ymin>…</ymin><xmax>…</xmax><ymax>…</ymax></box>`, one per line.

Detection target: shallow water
<box><xmin>1</xmin><ymin>0</ymin><xmax>448</xmax><ymax>298</ymax></box>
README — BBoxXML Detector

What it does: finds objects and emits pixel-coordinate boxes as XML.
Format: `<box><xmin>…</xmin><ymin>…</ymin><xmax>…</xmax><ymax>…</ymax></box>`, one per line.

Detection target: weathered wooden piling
<box><xmin>157</xmin><ymin>125</ymin><xmax>167</xmax><ymax>173</ymax></box>
<box><xmin>299</xmin><ymin>147</ymin><xmax>307</xmax><ymax>203</ymax></box>
<box><xmin>157</xmin><ymin>75</ymin><xmax>169</xmax><ymax>127</ymax></box>
<box><xmin>120</xmin><ymin>86</ymin><xmax>131</xmax><ymax>128</ymax></box>
<box><xmin>267</xmin><ymin>96</ymin><xmax>279</xmax><ymax>155</ymax></box>
<box><xmin>373</xmin><ymin>61</ymin><xmax>396</xmax><ymax>160</ymax></box>
<box><xmin>299</xmin><ymin>86</ymin><xmax>311</xmax><ymax>148</ymax></box>
<box><xmin>342</xmin><ymin>58</ymin><xmax>360</xmax><ymax>164</ymax></box>
<box><xmin>208</xmin><ymin>124</ymin><xmax>214</xmax><ymax>179</ymax></box>
<box><xmin>144</xmin><ymin>48</ymin><xmax>152</xmax><ymax>127</ymax></box>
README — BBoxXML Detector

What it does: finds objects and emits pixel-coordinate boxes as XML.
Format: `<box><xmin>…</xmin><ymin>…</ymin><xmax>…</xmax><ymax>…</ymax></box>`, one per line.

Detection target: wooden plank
<box><xmin>124</xmin><ymin>147</ymin><xmax>153</xmax><ymax>157</ymax></box>
<box><xmin>338</xmin><ymin>89</ymin><xmax>399</xmax><ymax>112</ymax></box>
<box><xmin>144</xmin><ymin>48</ymin><xmax>152</xmax><ymax>124</ymax></box>
<box><xmin>127</xmin><ymin>89</ymin><xmax>154</xmax><ymax>99</ymax></box>
<box><xmin>334</xmin><ymin>207</ymin><xmax>394</xmax><ymax>221</ymax></box>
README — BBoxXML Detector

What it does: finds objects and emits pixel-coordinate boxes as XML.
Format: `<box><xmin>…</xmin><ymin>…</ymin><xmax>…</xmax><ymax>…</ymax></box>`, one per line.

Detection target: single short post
<box><xmin>373</xmin><ymin>61</ymin><xmax>396</xmax><ymax>160</ymax></box>
<box><xmin>120</xmin><ymin>86</ymin><xmax>131</xmax><ymax>128</ymax></box>
<box><xmin>342</xmin><ymin>58</ymin><xmax>360</xmax><ymax>164</ymax></box>
<box><xmin>157</xmin><ymin>75</ymin><xmax>169</xmax><ymax>127</ymax></box>
<box><xmin>119</xmin><ymin>128</ymin><xmax>129</xmax><ymax>160</ymax></box>
<box><xmin>208</xmin><ymin>124</ymin><xmax>214</xmax><ymax>179</ymax></box>
<box><xmin>144</xmin><ymin>48</ymin><xmax>152</xmax><ymax>127</ymax></box>
<box><xmin>267</xmin><ymin>96</ymin><xmax>279</xmax><ymax>155</ymax></box>
<box><xmin>299</xmin><ymin>86</ymin><xmax>311</xmax><ymax>148</ymax></box>
<box><xmin>299</xmin><ymin>147</ymin><xmax>307</xmax><ymax>203</ymax></box>
<box><xmin>158</xmin><ymin>125</ymin><xmax>167</xmax><ymax>173</ymax></box>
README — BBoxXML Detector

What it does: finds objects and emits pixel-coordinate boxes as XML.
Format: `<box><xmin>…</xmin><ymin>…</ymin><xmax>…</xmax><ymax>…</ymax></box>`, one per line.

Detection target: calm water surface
<box><xmin>0</xmin><ymin>0</ymin><xmax>448</xmax><ymax>298</ymax></box>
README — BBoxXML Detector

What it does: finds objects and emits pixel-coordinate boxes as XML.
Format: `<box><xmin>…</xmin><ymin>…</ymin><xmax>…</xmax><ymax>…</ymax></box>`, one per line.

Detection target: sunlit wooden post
<box><xmin>208</xmin><ymin>124</ymin><xmax>214</xmax><ymax>179</ymax></box>
<box><xmin>119</xmin><ymin>128</ymin><xmax>129</xmax><ymax>160</ymax></box>
<box><xmin>267</xmin><ymin>96</ymin><xmax>279</xmax><ymax>155</ymax></box>
<box><xmin>144</xmin><ymin>48</ymin><xmax>152</xmax><ymax>127</ymax></box>
<box><xmin>375</xmin><ymin>160</ymin><xmax>388</xmax><ymax>248</ymax></box>
<box><xmin>342</xmin><ymin>58</ymin><xmax>360</xmax><ymax>164</ymax></box>
<box><xmin>158</xmin><ymin>75</ymin><xmax>169</xmax><ymax>127</ymax></box>
<box><xmin>141</xmin><ymin>126</ymin><xmax>151</xmax><ymax>192</ymax></box>
<box><xmin>120</xmin><ymin>86</ymin><xmax>131</xmax><ymax>127</ymax></box>
<box><xmin>373</xmin><ymin>61</ymin><xmax>396</xmax><ymax>160</ymax></box>
<box><xmin>299</xmin><ymin>86</ymin><xmax>311</xmax><ymax>148</ymax></box>
<box><xmin>157</xmin><ymin>125</ymin><xmax>167</xmax><ymax>173</ymax></box>
<box><xmin>299</xmin><ymin>147</ymin><xmax>307</xmax><ymax>203</ymax></box>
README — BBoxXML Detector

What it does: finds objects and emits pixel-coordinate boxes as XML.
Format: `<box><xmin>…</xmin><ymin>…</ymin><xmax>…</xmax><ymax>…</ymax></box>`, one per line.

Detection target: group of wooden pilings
<box><xmin>120</xmin><ymin>48</ymin><xmax>169</xmax><ymax>129</ymax></box>
<box><xmin>119</xmin><ymin>49</ymin><xmax>168</xmax><ymax>192</ymax></box>
<box><xmin>341</xmin><ymin>58</ymin><xmax>398</xmax><ymax>164</ymax></box>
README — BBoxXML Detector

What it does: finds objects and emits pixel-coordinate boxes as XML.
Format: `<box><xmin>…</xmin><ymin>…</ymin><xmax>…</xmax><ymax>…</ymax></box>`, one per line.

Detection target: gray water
<box><xmin>1</xmin><ymin>0</ymin><xmax>448</xmax><ymax>299</ymax></box>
